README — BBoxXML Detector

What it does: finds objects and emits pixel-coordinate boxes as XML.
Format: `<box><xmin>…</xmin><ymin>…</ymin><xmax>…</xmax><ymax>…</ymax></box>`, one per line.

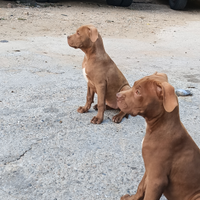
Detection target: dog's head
<box><xmin>67</xmin><ymin>25</ymin><xmax>99</xmax><ymax>49</ymax></box>
<box><xmin>116</xmin><ymin>72</ymin><xmax>178</xmax><ymax>118</ymax></box>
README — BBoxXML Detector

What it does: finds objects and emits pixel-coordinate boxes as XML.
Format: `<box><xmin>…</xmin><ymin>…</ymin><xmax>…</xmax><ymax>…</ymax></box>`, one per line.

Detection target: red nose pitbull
<box><xmin>67</xmin><ymin>25</ymin><xmax>130</xmax><ymax>124</ymax></box>
<box><xmin>117</xmin><ymin>72</ymin><xmax>200</xmax><ymax>200</ymax></box>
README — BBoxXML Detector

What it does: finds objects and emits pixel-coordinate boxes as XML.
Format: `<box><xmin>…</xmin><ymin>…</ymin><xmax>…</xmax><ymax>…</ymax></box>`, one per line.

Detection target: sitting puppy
<box><xmin>117</xmin><ymin>72</ymin><xmax>200</xmax><ymax>200</ymax></box>
<box><xmin>67</xmin><ymin>25</ymin><xmax>130</xmax><ymax>124</ymax></box>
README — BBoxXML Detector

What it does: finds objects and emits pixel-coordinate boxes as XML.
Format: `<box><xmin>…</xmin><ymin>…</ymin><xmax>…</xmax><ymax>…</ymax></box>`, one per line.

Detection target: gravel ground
<box><xmin>0</xmin><ymin>1</ymin><xmax>200</xmax><ymax>200</ymax></box>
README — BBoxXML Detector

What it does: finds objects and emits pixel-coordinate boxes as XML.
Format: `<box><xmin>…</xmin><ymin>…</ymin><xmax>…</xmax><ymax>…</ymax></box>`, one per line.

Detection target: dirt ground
<box><xmin>0</xmin><ymin>1</ymin><xmax>200</xmax><ymax>200</ymax></box>
<box><xmin>0</xmin><ymin>0</ymin><xmax>200</xmax><ymax>41</ymax></box>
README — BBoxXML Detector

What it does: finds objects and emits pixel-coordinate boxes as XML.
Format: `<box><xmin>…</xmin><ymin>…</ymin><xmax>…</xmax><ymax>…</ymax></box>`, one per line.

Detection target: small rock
<box><xmin>106</xmin><ymin>20</ymin><xmax>114</xmax><ymax>23</ymax></box>
<box><xmin>7</xmin><ymin>3</ymin><xmax>13</xmax><ymax>8</ymax></box>
<box><xmin>0</xmin><ymin>40</ymin><xmax>9</xmax><ymax>43</ymax></box>
<box><xmin>175</xmin><ymin>89</ymin><xmax>192</xmax><ymax>97</ymax></box>
<box><xmin>18</xmin><ymin>18</ymin><xmax>26</xmax><ymax>20</ymax></box>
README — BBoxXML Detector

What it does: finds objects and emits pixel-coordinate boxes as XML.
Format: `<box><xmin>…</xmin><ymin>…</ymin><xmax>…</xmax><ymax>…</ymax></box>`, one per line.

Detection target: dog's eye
<box><xmin>136</xmin><ymin>89</ymin><xmax>140</xmax><ymax>95</ymax></box>
<box><xmin>77</xmin><ymin>31</ymin><xmax>80</xmax><ymax>35</ymax></box>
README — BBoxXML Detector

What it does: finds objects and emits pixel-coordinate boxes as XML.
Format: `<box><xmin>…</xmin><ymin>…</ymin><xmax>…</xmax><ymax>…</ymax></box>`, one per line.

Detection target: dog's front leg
<box><xmin>77</xmin><ymin>84</ymin><xmax>94</xmax><ymax>113</ymax></box>
<box><xmin>91</xmin><ymin>83</ymin><xmax>106</xmax><ymax>124</ymax></box>
<box><xmin>121</xmin><ymin>172</ymin><xmax>146</xmax><ymax>200</ymax></box>
<box><xmin>143</xmin><ymin>174</ymin><xmax>168</xmax><ymax>200</ymax></box>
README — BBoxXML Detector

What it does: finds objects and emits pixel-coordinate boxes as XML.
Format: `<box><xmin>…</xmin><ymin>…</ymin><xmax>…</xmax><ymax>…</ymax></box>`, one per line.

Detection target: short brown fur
<box><xmin>68</xmin><ymin>25</ymin><xmax>130</xmax><ymax>124</ymax></box>
<box><xmin>117</xmin><ymin>72</ymin><xmax>200</xmax><ymax>200</ymax></box>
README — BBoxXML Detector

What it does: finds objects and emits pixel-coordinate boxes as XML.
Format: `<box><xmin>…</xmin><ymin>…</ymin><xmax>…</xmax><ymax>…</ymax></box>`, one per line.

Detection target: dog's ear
<box><xmin>153</xmin><ymin>71</ymin><xmax>158</xmax><ymax>75</ymax></box>
<box><xmin>87</xmin><ymin>25</ymin><xmax>98</xmax><ymax>43</ymax></box>
<box><xmin>153</xmin><ymin>72</ymin><xmax>168</xmax><ymax>82</ymax></box>
<box><xmin>159</xmin><ymin>82</ymin><xmax>178</xmax><ymax>112</ymax></box>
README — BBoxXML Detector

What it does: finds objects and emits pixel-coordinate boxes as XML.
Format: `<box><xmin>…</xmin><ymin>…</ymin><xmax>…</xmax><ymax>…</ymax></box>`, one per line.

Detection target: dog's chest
<box><xmin>141</xmin><ymin>137</ymin><xmax>145</xmax><ymax>148</ymax></box>
<box><xmin>141</xmin><ymin>122</ymin><xmax>147</xmax><ymax>148</ymax></box>
<box><xmin>82</xmin><ymin>68</ymin><xmax>95</xmax><ymax>88</ymax></box>
<box><xmin>82</xmin><ymin>68</ymin><xmax>88</xmax><ymax>82</ymax></box>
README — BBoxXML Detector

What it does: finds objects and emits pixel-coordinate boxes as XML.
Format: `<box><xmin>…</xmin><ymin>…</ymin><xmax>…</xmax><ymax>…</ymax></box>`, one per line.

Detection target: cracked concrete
<box><xmin>0</xmin><ymin>1</ymin><xmax>200</xmax><ymax>200</ymax></box>
<box><xmin>3</xmin><ymin>146</ymin><xmax>34</xmax><ymax>166</ymax></box>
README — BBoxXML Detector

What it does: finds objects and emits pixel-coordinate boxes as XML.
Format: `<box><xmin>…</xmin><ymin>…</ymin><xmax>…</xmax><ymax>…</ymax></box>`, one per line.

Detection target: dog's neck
<box><xmin>144</xmin><ymin>106</ymin><xmax>181</xmax><ymax>134</ymax></box>
<box><xmin>81</xmin><ymin>34</ymin><xmax>106</xmax><ymax>58</ymax></box>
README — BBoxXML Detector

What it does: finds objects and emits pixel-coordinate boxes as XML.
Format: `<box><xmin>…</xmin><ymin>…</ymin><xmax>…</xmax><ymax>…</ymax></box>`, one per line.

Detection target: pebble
<box><xmin>0</xmin><ymin>40</ymin><xmax>9</xmax><ymax>43</ymax></box>
<box><xmin>7</xmin><ymin>3</ymin><xmax>13</xmax><ymax>8</ymax></box>
<box><xmin>175</xmin><ymin>89</ymin><xmax>192</xmax><ymax>97</ymax></box>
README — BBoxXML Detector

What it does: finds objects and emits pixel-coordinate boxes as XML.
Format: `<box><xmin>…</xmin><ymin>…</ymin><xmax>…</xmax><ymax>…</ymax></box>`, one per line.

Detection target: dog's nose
<box><xmin>67</xmin><ymin>36</ymin><xmax>70</xmax><ymax>39</ymax></box>
<box><xmin>116</xmin><ymin>92</ymin><xmax>124</xmax><ymax>101</ymax></box>
<box><xmin>116</xmin><ymin>93</ymin><xmax>122</xmax><ymax>98</ymax></box>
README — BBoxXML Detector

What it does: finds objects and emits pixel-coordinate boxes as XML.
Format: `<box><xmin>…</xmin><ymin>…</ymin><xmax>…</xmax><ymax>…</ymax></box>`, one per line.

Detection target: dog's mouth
<box><xmin>118</xmin><ymin>102</ymin><xmax>128</xmax><ymax>110</ymax></box>
<box><xmin>67</xmin><ymin>40</ymin><xmax>79</xmax><ymax>49</ymax></box>
<box><xmin>117</xmin><ymin>99</ymin><xmax>128</xmax><ymax>110</ymax></box>
<box><xmin>71</xmin><ymin>45</ymin><xmax>78</xmax><ymax>49</ymax></box>
<box><xmin>68</xmin><ymin>42</ymin><xmax>78</xmax><ymax>49</ymax></box>
<box><xmin>67</xmin><ymin>37</ymin><xmax>75</xmax><ymax>47</ymax></box>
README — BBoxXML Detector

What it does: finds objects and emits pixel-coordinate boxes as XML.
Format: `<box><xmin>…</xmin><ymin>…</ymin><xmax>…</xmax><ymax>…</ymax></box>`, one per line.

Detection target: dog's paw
<box><xmin>91</xmin><ymin>116</ymin><xmax>103</xmax><ymax>124</ymax></box>
<box><xmin>77</xmin><ymin>106</ymin><xmax>88</xmax><ymax>113</ymax></box>
<box><xmin>113</xmin><ymin>112</ymin><xmax>128</xmax><ymax>123</ymax></box>
<box><xmin>120</xmin><ymin>194</ymin><xmax>134</xmax><ymax>200</ymax></box>
<box><xmin>93</xmin><ymin>104</ymin><xmax>98</xmax><ymax>110</ymax></box>
<box><xmin>112</xmin><ymin>114</ymin><xmax>123</xmax><ymax>123</ymax></box>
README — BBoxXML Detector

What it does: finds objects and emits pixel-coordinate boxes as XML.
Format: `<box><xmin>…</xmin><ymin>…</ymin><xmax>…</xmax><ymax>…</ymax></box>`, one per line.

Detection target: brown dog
<box><xmin>117</xmin><ymin>72</ymin><xmax>200</xmax><ymax>200</ymax></box>
<box><xmin>67</xmin><ymin>25</ymin><xmax>130</xmax><ymax>124</ymax></box>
